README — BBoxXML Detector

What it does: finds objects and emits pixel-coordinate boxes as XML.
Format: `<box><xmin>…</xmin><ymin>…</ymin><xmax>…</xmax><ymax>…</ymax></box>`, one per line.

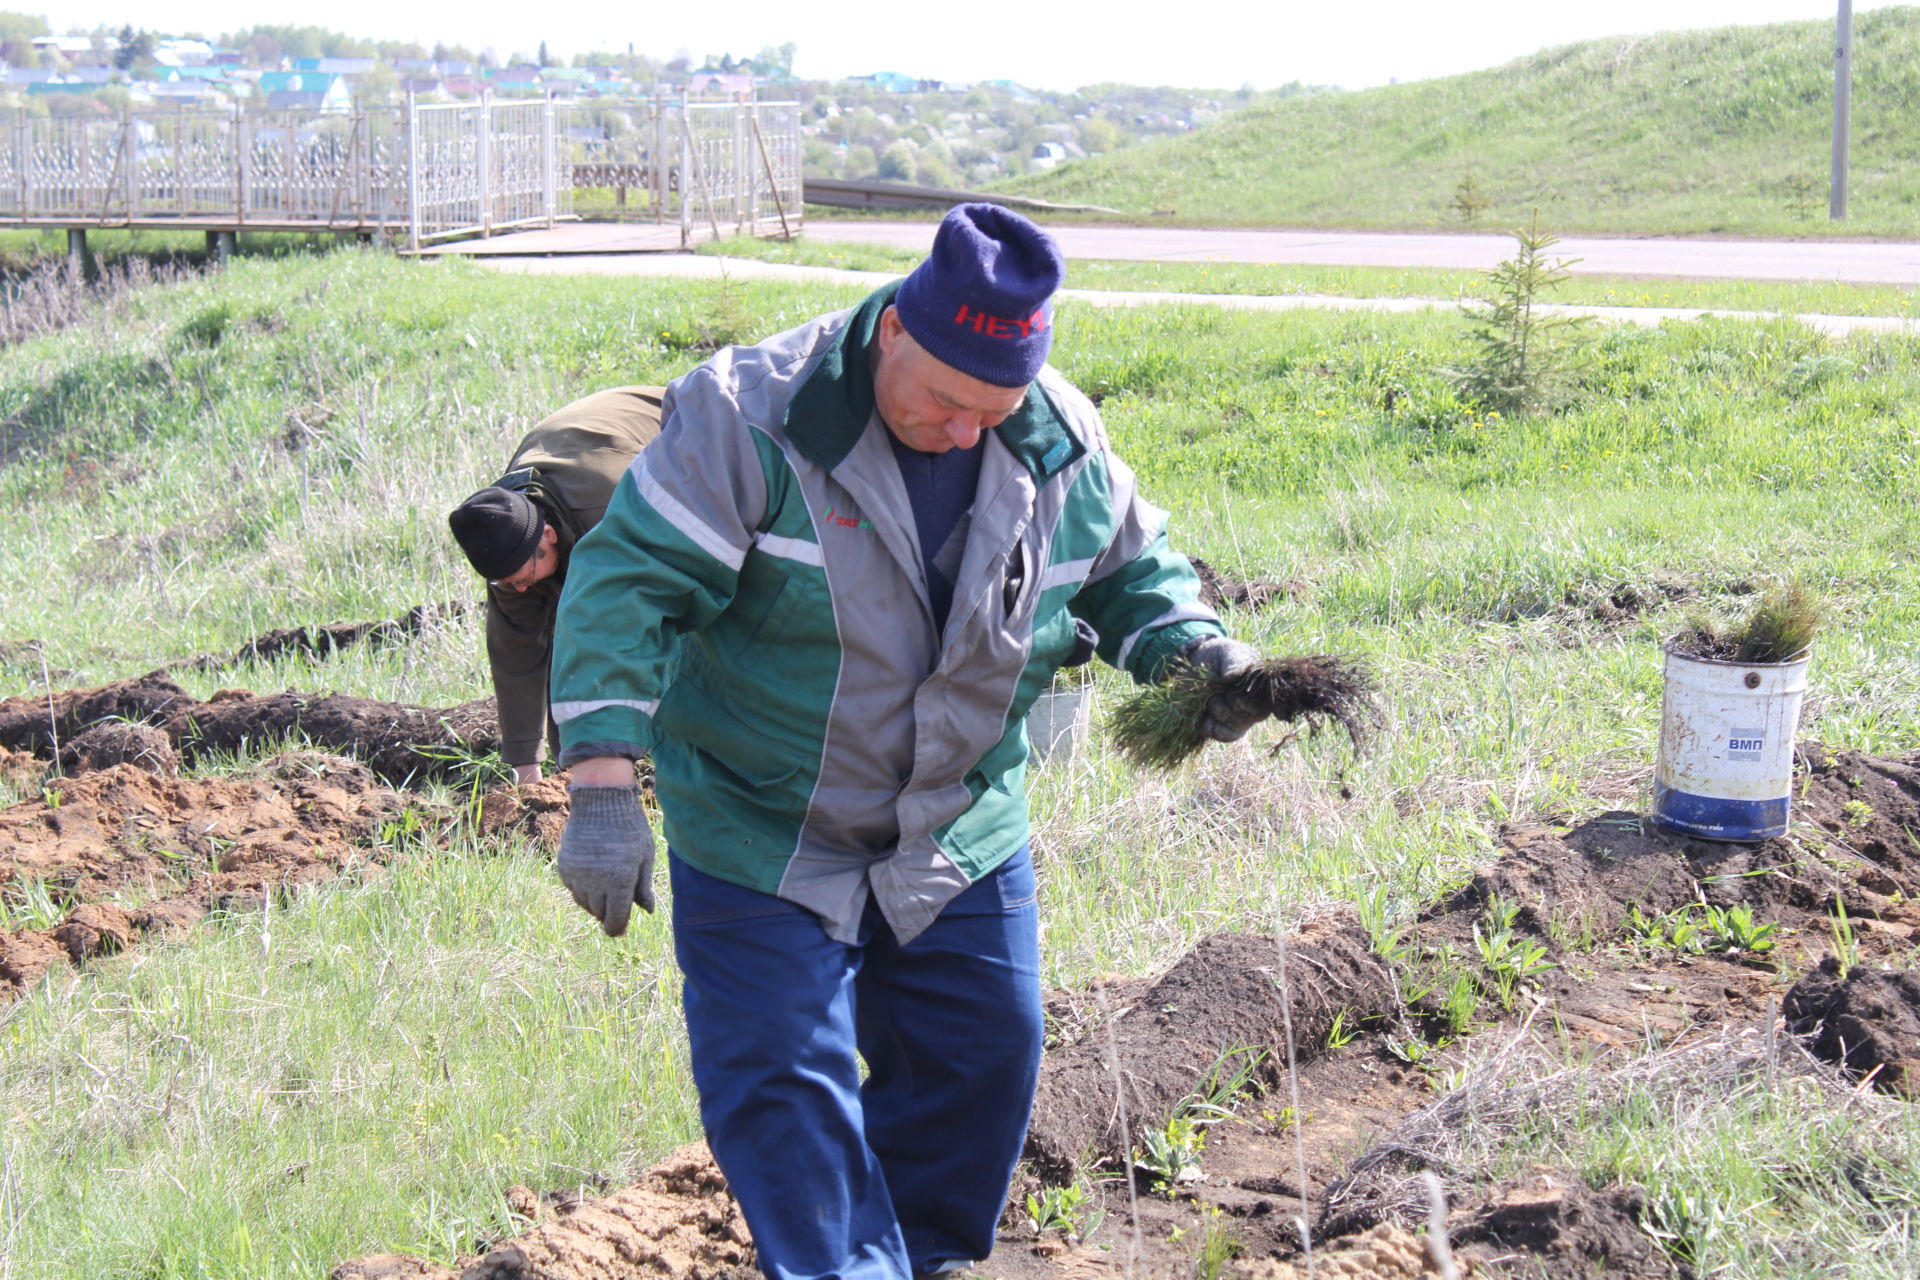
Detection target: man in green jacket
<box><xmin>447</xmin><ymin>386</ymin><xmax>663</xmax><ymax>784</ymax></box>
<box><xmin>549</xmin><ymin>206</ymin><xmax>1266</xmax><ymax>1280</ymax></box>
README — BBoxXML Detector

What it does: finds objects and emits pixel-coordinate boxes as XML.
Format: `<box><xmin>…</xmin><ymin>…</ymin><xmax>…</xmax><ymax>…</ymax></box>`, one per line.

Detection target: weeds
<box><xmin>0</xmin><ymin>878</ymin><xmax>67</xmax><ymax>932</ymax></box>
<box><xmin>1625</xmin><ymin>903</ymin><xmax>1776</xmax><ymax>956</ymax></box>
<box><xmin>1701</xmin><ymin>903</ymin><xmax>1778</xmax><ymax>955</ymax></box>
<box><xmin>1830</xmin><ymin>899</ymin><xmax>1860</xmax><ymax>979</ymax></box>
<box><xmin>1133</xmin><ymin>1047</ymin><xmax>1268</xmax><ymax>1196</ymax></box>
<box><xmin>1</xmin><ymin>255</ymin><xmax>187</xmax><ymax>351</ymax></box>
<box><xmin>1025</xmin><ymin>1182</ymin><xmax>1100</xmax><ymax>1239</ymax></box>
<box><xmin>1134</xmin><ymin>1114</ymin><xmax>1208</xmax><ymax>1194</ymax></box>
<box><xmin>1191</xmin><ymin>1206</ymin><xmax>1242</xmax><ymax>1280</ymax></box>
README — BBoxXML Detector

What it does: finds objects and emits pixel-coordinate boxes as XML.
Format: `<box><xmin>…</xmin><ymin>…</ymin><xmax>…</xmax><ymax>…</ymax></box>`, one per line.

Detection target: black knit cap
<box><xmin>448</xmin><ymin>486</ymin><xmax>544</xmax><ymax>580</ymax></box>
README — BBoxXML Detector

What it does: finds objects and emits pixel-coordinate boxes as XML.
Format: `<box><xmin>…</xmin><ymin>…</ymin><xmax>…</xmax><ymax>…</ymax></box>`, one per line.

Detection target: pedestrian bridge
<box><xmin>0</xmin><ymin>96</ymin><xmax>802</xmax><ymax>254</ymax></box>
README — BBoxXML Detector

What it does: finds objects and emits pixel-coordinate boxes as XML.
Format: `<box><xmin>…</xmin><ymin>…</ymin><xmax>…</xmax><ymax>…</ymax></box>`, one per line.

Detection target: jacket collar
<box><xmin>783</xmin><ymin>283</ymin><xmax>1087</xmax><ymax>483</ymax></box>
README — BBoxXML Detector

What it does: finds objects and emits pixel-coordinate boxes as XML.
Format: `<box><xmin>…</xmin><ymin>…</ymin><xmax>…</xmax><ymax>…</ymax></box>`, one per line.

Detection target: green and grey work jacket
<box><xmin>551</xmin><ymin>287</ymin><xmax>1224</xmax><ymax>944</ymax></box>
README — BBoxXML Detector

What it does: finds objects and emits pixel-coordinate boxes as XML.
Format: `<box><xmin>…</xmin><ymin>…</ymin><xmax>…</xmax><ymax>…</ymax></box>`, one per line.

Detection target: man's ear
<box><xmin>876</xmin><ymin>305</ymin><xmax>903</xmax><ymax>356</ymax></box>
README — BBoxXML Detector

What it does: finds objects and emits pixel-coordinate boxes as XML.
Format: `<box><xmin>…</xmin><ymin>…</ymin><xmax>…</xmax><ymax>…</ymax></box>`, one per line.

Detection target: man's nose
<box><xmin>945</xmin><ymin>415</ymin><xmax>984</xmax><ymax>448</ymax></box>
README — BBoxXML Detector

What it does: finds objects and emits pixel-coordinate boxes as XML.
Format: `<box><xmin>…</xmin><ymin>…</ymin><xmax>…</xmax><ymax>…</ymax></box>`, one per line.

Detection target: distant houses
<box><xmin>0</xmin><ymin>42</ymin><xmax>1002</xmax><ymax>120</ymax></box>
<box><xmin>258</xmin><ymin>71</ymin><xmax>352</xmax><ymax>112</ymax></box>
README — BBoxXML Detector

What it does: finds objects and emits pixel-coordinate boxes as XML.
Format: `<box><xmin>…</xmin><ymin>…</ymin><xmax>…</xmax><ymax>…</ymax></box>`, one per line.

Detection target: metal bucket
<box><xmin>1027</xmin><ymin>684</ymin><xmax>1092</xmax><ymax>766</ymax></box>
<box><xmin>1652</xmin><ymin>645</ymin><xmax>1811</xmax><ymax>841</ymax></box>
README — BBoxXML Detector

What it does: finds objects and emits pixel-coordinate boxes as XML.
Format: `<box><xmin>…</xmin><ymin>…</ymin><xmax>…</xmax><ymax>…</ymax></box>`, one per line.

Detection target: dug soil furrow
<box><xmin>167</xmin><ymin>600</ymin><xmax>476</xmax><ymax>674</ymax></box>
<box><xmin>330</xmin><ymin>741</ymin><xmax>1920</xmax><ymax>1280</ymax></box>
<box><xmin>0</xmin><ymin>673</ymin><xmax>503</xmax><ymax>783</ymax></box>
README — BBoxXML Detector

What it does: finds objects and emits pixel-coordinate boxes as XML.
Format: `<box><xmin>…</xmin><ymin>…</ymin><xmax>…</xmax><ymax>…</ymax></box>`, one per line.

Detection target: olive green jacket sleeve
<box><xmin>485</xmin><ymin>583</ymin><xmax>560</xmax><ymax>767</ymax></box>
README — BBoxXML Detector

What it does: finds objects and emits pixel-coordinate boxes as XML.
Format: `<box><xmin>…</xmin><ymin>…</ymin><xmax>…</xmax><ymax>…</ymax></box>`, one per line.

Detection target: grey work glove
<box><xmin>1176</xmin><ymin>635</ymin><xmax>1267</xmax><ymax>743</ymax></box>
<box><xmin>557</xmin><ymin>785</ymin><xmax>656</xmax><ymax>937</ymax></box>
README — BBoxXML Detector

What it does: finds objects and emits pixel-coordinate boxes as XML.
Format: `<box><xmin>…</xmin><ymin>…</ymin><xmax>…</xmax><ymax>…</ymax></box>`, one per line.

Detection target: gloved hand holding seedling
<box><xmin>1108</xmin><ymin>636</ymin><xmax>1381</xmax><ymax>771</ymax></box>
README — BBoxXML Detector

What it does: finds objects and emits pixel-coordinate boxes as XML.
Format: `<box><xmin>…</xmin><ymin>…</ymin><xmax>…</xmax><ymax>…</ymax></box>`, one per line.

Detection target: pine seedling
<box><xmin>1453</xmin><ymin>211</ymin><xmax>1588</xmax><ymax>417</ymax></box>
<box><xmin>1673</xmin><ymin>579</ymin><xmax>1823</xmax><ymax>663</ymax></box>
<box><xmin>1732</xmin><ymin>580</ymin><xmax>1822</xmax><ymax>664</ymax></box>
<box><xmin>1108</xmin><ymin>654</ymin><xmax>1380</xmax><ymax>772</ymax></box>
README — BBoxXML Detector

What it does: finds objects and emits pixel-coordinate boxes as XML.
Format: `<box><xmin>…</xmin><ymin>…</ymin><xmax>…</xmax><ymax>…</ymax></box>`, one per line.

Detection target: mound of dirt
<box><xmin>1025</xmin><ymin>918</ymin><xmax>1397</xmax><ymax>1180</ymax></box>
<box><xmin>1237</xmin><ymin>1223</ymin><xmax>1445</xmax><ymax>1278</ymax></box>
<box><xmin>1784</xmin><ymin>959</ymin><xmax>1920</xmax><ymax>1096</ymax></box>
<box><xmin>163</xmin><ymin>687</ymin><xmax>500</xmax><ymax>784</ymax></box>
<box><xmin>0</xmin><ymin>747</ymin><xmax>42</xmax><ymax>790</ymax></box>
<box><xmin>331</xmin><ymin>1145</ymin><xmax>754</xmax><ymax>1280</ymax></box>
<box><xmin>1792</xmin><ymin>745</ymin><xmax>1920</xmax><ymax>887</ymax></box>
<box><xmin>0</xmin><ymin>671</ymin><xmax>194</xmax><ymax>756</ymax></box>
<box><xmin>477</xmin><ymin>776</ymin><xmax>573</xmax><ymax>849</ymax></box>
<box><xmin>0</xmin><ymin>673</ymin><xmax>504</xmax><ymax>784</ymax></box>
<box><xmin>1189</xmin><ymin>558</ymin><xmax>1303</xmax><ymax>614</ymax></box>
<box><xmin>1449</xmin><ymin>1177</ymin><xmax>1674</xmax><ymax>1280</ymax></box>
<box><xmin>0</xmin><ymin>753</ymin><xmax>422</xmax><ymax>1001</ymax></box>
<box><xmin>171</xmin><ymin>600</ymin><xmax>476</xmax><ymax>674</ymax></box>
<box><xmin>57</xmin><ymin>721</ymin><xmax>178</xmax><ymax>776</ymax></box>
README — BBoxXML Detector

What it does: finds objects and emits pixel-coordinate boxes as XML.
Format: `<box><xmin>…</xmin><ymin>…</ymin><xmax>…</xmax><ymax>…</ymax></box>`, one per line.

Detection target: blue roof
<box><xmin>258</xmin><ymin>71</ymin><xmax>339</xmax><ymax>93</ymax></box>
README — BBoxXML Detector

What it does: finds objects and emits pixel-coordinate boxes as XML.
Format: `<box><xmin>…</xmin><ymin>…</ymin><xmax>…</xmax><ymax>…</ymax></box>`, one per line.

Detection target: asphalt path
<box><xmin>476</xmin><ymin>253</ymin><xmax>1918</xmax><ymax>338</ymax></box>
<box><xmin>803</xmin><ymin>222</ymin><xmax>1920</xmax><ymax>286</ymax></box>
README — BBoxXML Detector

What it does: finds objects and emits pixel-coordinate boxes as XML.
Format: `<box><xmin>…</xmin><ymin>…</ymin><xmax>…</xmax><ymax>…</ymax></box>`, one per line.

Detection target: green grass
<box><xmin>702</xmin><ymin>235</ymin><xmax>1920</xmax><ymax>317</ymax></box>
<box><xmin>0</xmin><ymin>227</ymin><xmax>348</xmax><ymax>276</ymax></box>
<box><xmin>1004</xmin><ymin>7</ymin><xmax>1920</xmax><ymax>236</ymax></box>
<box><xmin>1</xmin><ymin>818</ymin><xmax>698</xmax><ymax>1279</ymax></box>
<box><xmin>3</xmin><ymin>247</ymin><xmax>1920</xmax><ymax>1276</ymax></box>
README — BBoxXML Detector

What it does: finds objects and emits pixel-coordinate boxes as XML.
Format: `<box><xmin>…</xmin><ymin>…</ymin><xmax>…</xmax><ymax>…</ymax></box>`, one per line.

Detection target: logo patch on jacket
<box><xmin>823</xmin><ymin>504</ymin><xmax>874</xmax><ymax>531</ymax></box>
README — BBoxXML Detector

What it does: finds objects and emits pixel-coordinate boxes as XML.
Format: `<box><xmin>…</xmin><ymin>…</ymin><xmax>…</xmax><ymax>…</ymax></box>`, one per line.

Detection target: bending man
<box><xmin>447</xmin><ymin>386</ymin><xmax>663</xmax><ymax>784</ymax></box>
<box><xmin>549</xmin><ymin>207</ymin><xmax>1268</xmax><ymax>1280</ymax></box>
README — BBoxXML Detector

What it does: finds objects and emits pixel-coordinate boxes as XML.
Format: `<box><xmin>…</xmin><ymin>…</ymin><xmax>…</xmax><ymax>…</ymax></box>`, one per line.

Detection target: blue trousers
<box><xmin>670</xmin><ymin>849</ymin><xmax>1043</xmax><ymax>1280</ymax></box>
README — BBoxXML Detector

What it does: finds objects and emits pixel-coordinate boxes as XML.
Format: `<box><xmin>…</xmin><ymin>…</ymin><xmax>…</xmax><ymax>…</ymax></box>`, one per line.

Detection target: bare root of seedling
<box><xmin>1110</xmin><ymin>655</ymin><xmax>1381</xmax><ymax>771</ymax></box>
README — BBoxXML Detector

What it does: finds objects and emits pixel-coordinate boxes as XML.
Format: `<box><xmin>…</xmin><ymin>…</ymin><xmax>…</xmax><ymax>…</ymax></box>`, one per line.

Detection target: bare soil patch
<box><xmin>325</xmin><ymin>741</ymin><xmax>1920</xmax><ymax>1280</ymax></box>
<box><xmin>0</xmin><ymin>753</ymin><xmax>571</xmax><ymax>1003</ymax></box>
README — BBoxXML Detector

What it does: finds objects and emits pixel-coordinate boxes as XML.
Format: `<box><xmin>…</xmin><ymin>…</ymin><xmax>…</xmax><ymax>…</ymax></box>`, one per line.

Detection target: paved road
<box><xmin>476</xmin><ymin>253</ymin><xmax>1917</xmax><ymax>337</ymax></box>
<box><xmin>804</xmin><ymin>222</ymin><xmax>1920</xmax><ymax>286</ymax></box>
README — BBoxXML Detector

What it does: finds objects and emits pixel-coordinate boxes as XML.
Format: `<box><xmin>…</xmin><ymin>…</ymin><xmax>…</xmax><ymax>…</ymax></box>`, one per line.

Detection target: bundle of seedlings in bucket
<box><xmin>1671</xmin><ymin>580</ymin><xmax>1824</xmax><ymax>663</ymax></box>
<box><xmin>1108</xmin><ymin>651</ymin><xmax>1380</xmax><ymax>771</ymax></box>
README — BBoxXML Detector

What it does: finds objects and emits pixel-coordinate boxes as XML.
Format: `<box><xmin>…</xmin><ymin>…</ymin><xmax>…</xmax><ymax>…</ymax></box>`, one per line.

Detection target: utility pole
<box><xmin>1832</xmin><ymin>0</ymin><xmax>1852</xmax><ymax>220</ymax></box>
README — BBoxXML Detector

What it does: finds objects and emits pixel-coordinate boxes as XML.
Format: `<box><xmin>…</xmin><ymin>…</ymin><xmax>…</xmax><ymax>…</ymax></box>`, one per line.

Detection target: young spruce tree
<box><xmin>1455</xmin><ymin>212</ymin><xmax>1587</xmax><ymax>417</ymax></box>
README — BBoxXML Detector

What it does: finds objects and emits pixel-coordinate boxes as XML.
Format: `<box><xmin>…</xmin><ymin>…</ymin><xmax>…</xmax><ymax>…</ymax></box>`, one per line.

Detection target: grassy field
<box><xmin>1002</xmin><ymin>7</ymin><xmax>1920</xmax><ymax>236</ymax></box>
<box><xmin>702</xmin><ymin>233</ymin><xmax>1920</xmax><ymax>317</ymax></box>
<box><xmin>3</xmin><ymin>249</ymin><xmax>1919</xmax><ymax>1277</ymax></box>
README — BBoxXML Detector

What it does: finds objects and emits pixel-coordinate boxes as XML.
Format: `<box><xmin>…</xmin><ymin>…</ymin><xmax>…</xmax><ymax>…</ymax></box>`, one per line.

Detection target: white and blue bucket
<box><xmin>1652</xmin><ymin>644</ymin><xmax>1810</xmax><ymax>842</ymax></box>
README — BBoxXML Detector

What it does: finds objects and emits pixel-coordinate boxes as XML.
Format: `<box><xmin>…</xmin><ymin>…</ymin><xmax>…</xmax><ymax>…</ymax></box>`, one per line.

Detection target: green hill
<box><xmin>1007</xmin><ymin>8</ymin><xmax>1920</xmax><ymax>236</ymax></box>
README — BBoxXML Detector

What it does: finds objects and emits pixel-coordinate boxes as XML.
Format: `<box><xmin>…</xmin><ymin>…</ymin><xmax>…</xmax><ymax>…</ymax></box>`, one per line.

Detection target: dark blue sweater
<box><xmin>888</xmin><ymin>432</ymin><xmax>984</xmax><ymax>632</ymax></box>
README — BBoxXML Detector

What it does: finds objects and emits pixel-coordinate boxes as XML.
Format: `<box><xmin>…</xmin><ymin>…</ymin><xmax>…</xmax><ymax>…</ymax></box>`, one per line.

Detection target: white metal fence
<box><xmin>0</xmin><ymin>96</ymin><xmax>804</xmax><ymax>249</ymax></box>
<box><xmin>569</xmin><ymin>97</ymin><xmax>803</xmax><ymax>245</ymax></box>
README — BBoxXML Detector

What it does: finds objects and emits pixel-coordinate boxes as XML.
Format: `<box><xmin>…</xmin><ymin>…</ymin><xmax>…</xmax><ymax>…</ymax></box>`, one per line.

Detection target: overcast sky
<box><xmin>38</xmin><ymin>0</ymin><xmax>1907</xmax><ymax>90</ymax></box>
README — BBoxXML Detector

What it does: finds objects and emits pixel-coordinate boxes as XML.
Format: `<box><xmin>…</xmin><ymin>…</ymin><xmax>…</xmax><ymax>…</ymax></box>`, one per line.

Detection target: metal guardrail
<box><xmin>802</xmin><ymin>176</ymin><xmax>1118</xmax><ymax>216</ymax></box>
<box><xmin>0</xmin><ymin>96</ymin><xmax>800</xmax><ymax>250</ymax></box>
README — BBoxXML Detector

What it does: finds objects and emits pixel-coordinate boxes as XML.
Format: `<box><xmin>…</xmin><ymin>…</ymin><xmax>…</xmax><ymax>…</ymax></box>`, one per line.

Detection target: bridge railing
<box><xmin>568</xmin><ymin>96</ymin><xmax>802</xmax><ymax>245</ymax></box>
<box><xmin>0</xmin><ymin>96</ymin><xmax>801</xmax><ymax>248</ymax></box>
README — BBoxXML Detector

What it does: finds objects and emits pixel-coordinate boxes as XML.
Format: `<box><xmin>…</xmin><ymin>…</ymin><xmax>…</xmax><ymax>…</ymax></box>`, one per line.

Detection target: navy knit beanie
<box><xmin>448</xmin><ymin>486</ymin><xmax>544</xmax><ymax>580</ymax></box>
<box><xmin>894</xmin><ymin>203</ymin><xmax>1065</xmax><ymax>388</ymax></box>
